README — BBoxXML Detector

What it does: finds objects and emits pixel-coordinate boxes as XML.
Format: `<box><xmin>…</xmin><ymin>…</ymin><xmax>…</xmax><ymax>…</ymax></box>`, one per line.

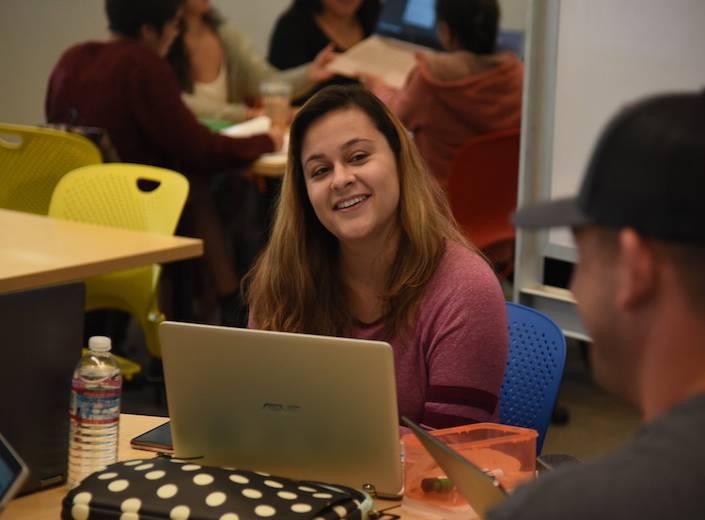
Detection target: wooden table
<box><xmin>4</xmin><ymin>415</ymin><xmax>168</xmax><ymax>519</ymax></box>
<box><xmin>4</xmin><ymin>415</ymin><xmax>424</xmax><ymax>520</ymax></box>
<box><xmin>0</xmin><ymin>209</ymin><xmax>203</xmax><ymax>293</ymax></box>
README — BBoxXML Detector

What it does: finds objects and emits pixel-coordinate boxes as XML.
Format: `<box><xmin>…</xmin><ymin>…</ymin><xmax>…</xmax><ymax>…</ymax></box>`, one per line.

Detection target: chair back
<box><xmin>49</xmin><ymin>163</ymin><xmax>190</xmax><ymax>360</ymax></box>
<box><xmin>49</xmin><ymin>163</ymin><xmax>189</xmax><ymax>234</ymax></box>
<box><xmin>0</xmin><ymin>123</ymin><xmax>102</xmax><ymax>214</ymax></box>
<box><xmin>500</xmin><ymin>302</ymin><xmax>567</xmax><ymax>453</ymax></box>
<box><xmin>447</xmin><ymin>128</ymin><xmax>520</xmax><ymax>251</ymax></box>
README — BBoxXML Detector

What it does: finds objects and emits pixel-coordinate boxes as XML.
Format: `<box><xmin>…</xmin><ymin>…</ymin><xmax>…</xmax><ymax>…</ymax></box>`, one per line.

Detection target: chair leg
<box><xmin>551</xmin><ymin>403</ymin><xmax>571</xmax><ymax>425</ymax></box>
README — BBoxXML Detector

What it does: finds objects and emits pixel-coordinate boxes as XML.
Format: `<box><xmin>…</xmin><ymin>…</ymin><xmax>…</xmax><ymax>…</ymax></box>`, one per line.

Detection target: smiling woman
<box><xmin>244</xmin><ymin>85</ymin><xmax>508</xmax><ymax>429</ymax></box>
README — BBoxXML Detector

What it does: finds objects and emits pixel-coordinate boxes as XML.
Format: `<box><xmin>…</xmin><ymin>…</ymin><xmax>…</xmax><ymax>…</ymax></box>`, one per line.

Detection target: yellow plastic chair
<box><xmin>49</xmin><ymin>164</ymin><xmax>190</xmax><ymax>365</ymax></box>
<box><xmin>0</xmin><ymin>123</ymin><xmax>102</xmax><ymax>214</ymax></box>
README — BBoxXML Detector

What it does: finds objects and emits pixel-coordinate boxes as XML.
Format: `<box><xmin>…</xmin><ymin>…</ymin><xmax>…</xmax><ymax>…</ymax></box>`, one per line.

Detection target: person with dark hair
<box><xmin>362</xmin><ymin>0</ymin><xmax>523</xmax><ymax>188</ymax></box>
<box><xmin>167</xmin><ymin>0</ymin><xmax>336</xmax><ymax>124</ymax></box>
<box><xmin>487</xmin><ymin>91</ymin><xmax>705</xmax><ymax>519</ymax></box>
<box><xmin>46</xmin><ymin>0</ymin><xmax>284</xmax><ymax>325</ymax></box>
<box><xmin>267</xmin><ymin>0</ymin><xmax>381</xmax><ymax>103</ymax></box>
<box><xmin>245</xmin><ymin>85</ymin><xmax>508</xmax><ymax>428</ymax></box>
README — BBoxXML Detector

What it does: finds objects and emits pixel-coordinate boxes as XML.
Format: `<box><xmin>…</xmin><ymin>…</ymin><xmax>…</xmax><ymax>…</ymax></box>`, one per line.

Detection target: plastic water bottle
<box><xmin>67</xmin><ymin>336</ymin><xmax>122</xmax><ymax>488</ymax></box>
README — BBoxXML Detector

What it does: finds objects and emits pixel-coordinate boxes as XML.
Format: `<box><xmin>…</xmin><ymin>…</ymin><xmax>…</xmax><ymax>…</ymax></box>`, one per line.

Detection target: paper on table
<box><xmin>221</xmin><ymin>115</ymin><xmax>289</xmax><ymax>155</ymax></box>
<box><xmin>326</xmin><ymin>35</ymin><xmax>418</xmax><ymax>89</ymax></box>
<box><xmin>220</xmin><ymin>115</ymin><xmax>271</xmax><ymax>137</ymax></box>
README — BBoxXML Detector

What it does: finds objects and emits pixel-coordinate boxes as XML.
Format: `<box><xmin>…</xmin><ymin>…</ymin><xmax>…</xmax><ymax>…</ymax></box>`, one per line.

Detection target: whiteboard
<box><xmin>547</xmin><ymin>0</ymin><xmax>705</xmax><ymax>251</ymax></box>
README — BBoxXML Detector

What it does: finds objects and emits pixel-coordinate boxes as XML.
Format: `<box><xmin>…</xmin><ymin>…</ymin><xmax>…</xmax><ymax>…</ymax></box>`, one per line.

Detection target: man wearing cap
<box><xmin>488</xmin><ymin>91</ymin><xmax>705</xmax><ymax>519</ymax></box>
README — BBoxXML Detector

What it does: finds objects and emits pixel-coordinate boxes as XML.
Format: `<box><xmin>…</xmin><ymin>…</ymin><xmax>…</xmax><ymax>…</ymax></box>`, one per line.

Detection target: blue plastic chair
<box><xmin>500</xmin><ymin>302</ymin><xmax>567</xmax><ymax>453</ymax></box>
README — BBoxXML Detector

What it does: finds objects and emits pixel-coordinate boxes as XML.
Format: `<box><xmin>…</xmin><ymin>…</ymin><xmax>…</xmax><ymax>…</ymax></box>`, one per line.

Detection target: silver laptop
<box><xmin>402</xmin><ymin>418</ymin><xmax>507</xmax><ymax>519</ymax></box>
<box><xmin>159</xmin><ymin>321</ymin><xmax>404</xmax><ymax>499</ymax></box>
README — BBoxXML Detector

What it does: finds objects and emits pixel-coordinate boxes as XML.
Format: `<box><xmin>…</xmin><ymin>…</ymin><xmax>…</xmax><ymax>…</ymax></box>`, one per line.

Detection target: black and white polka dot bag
<box><xmin>62</xmin><ymin>456</ymin><xmax>374</xmax><ymax>520</ymax></box>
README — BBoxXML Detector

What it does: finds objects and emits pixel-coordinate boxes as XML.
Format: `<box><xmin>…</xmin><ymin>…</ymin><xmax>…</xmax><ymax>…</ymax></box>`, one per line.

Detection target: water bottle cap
<box><xmin>88</xmin><ymin>336</ymin><xmax>112</xmax><ymax>352</ymax></box>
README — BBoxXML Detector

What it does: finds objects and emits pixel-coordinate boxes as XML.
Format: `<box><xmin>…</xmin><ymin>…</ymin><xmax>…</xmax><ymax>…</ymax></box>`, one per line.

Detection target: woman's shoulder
<box><xmin>417</xmin><ymin>50</ymin><xmax>523</xmax><ymax>85</ymax></box>
<box><xmin>426</xmin><ymin>241</ymin><xmax>501</xmax><ymax>300</ymax></box>
<box><xmin>273</xmin><ymin>6</ymin><xmax>315</xmax><ymax>31</ymax></box>
<box><xmin>216</xmin><ymin>23</ymin><xmax>247</xmax><ymax>46</ymax></box>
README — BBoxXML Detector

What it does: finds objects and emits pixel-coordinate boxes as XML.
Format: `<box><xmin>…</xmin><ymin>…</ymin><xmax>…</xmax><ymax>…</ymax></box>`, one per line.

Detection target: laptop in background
<box><xmin>377</xmin><ymin>0</ymin><xmax>525</xmax><ymax>55</ymax></box>
<box><xmin>0</xmin><ymin>282</ymin><xmax>84</xmax><ymax>494</ymax></box>
<box><xmin>402</xmin><ymin>417</ymin><xmax>507</xmax><ymax>519</ymax></box>
<box><xmin>159</xmin><ymin>321</ymin><xmax>404</xmax><ymax>499</ymax></box>
<box><xmin>0</xmin><ymin>433</ymin><xmax>29</xmax><ymax>512</ymax></box>
<box><xmin>376</xmin><ymin>0</ymin><xmax>442</xmax><ymax>50</ymax></box>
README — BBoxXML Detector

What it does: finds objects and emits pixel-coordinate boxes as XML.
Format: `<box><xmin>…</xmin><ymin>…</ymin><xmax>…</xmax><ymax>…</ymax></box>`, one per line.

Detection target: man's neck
<box><xmin>640</xmin><ymin>303</ymin><xmax>705</xmax><ymax>421</ymax></box>
<box><xmin>184</xmin><ymin>13</ymin><xmax>209</xmax><ymax>36</ymax></box>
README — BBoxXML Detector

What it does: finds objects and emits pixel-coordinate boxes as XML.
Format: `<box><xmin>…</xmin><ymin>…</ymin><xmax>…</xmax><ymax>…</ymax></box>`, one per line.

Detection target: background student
<box><xmin>45</xmin><ymin>0</ymin><xmax>281</xmax><ymax>326</ymax></box>
<box><xmin>489</xmin><ymin>91</ymin><xmax>705</xmax><ymax>519</ymax></box>
<box><xmin>167</xmin><ymin>0</ymin><xmax>336</xmax><ymax>123</ymax></box>
<box><xmin>245</xmin><ymin>85</ymin><xmax>508</xmax><ymax>428</ymax></box>
<box><xmin>362</xmin><ymin>0</ymin><xmax>523</xmax><ymax>187</ymax></box>
<box><xmin>268</xmin><ymin>0</ymin><xmax>381</xmax><ymax>103</ymax></box>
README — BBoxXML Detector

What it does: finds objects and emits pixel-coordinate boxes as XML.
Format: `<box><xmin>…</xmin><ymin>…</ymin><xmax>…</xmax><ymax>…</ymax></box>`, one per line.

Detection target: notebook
<box><xmin>402</xmin><ymin>417</ymin><xmax>507</xmax><ymax>519</ymax></box>
<box><xmin>0</xmin><ymin>282</ymin><xmax>84</xmax><ymax>494</ymax></box>
<box><xmin>158</xmin><ymin>322</ymin><xmax>404</xmax><ymax>499</ymax></box>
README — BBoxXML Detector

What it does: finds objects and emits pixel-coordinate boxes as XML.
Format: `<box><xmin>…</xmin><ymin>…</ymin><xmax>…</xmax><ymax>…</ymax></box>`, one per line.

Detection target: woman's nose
<box><xmin>330</xmin><ymin>163</ymin><xmax>355</xmax><ymax>191</ymax></box>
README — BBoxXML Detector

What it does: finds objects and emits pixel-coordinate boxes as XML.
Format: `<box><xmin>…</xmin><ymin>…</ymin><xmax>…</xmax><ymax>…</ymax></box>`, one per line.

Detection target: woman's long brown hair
<box><xmin>244</xmin><ymin>85</ymin><xmax>471</xmax><ymax>337</ymax></box>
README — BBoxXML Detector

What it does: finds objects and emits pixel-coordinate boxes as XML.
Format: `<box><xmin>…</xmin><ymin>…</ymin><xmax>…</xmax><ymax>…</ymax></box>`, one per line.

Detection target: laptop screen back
<box><xmin>376</xmin><ymin>0</ymin><xmax>441</xmax><ymax>49</ymax></box>
<box><xmin>160</xmin><ymin>322</ymin><xmax>404</xmax><ymax>498</ymax></box>
<box><xmin>0</xmin><ymin>282</ymin><xmax>84</xmax><ymax>493</ymax></box>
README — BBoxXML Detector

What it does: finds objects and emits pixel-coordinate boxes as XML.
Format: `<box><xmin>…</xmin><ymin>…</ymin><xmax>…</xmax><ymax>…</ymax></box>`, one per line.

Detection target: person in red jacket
<box><xmin>45</xmin><ymin>0</ymin><xmax>330</xmax><ymax>325</ymax></box>
<box><xmin>362</xmin><ymin>0</ymin><xmax>523</xmax><ymax>188</ymax></box>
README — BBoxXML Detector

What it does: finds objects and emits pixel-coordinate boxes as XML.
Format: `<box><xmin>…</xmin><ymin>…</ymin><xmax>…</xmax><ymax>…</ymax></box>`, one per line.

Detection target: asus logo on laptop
<box><xmin>261</xmin><ymin>402</ymin><xmax>301</xmax><ymax>413</ymax></box>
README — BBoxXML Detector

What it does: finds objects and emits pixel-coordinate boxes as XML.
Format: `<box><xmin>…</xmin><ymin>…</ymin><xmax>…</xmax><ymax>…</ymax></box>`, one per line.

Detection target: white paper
<box><xmin>326</xmin><ymin>35</ymin><xmax>418</xmax><ymax>90</ymax></box>
<box><xmin>220</xmin><ymin>115</ymin><xmax>271</xmax><ymax>137</ymax></box>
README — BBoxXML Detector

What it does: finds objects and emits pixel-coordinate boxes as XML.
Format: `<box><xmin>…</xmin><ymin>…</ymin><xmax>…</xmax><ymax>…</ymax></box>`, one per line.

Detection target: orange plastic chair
<box><xmin>447</xmin><ymin>128</ymin><xmax>520</xmax><ymax>276</ymax></box>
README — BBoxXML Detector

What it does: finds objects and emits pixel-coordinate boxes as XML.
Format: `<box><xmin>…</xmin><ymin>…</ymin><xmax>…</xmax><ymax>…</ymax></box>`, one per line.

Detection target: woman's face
<box><xmin>301</xmin><ymin>107</ymin><xmax>400</xmax><ymax>248</ymax></box>
<box><xmin>320</xmin><ymin>0</ymin><xmax>364</xmax><ymax>19</ymax></box>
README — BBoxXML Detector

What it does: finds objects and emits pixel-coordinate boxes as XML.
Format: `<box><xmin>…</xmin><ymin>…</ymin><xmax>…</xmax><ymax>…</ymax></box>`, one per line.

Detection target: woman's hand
<box><xmin>307</xmin><ymin>44</ymin><xmax>338</xmax><ymax>84</ymax></box>
<box><xmin>245</xmin><ymin>106</ymin><xmax>264</xmax><ymax>120</ymax></box>
<box><xmin>357</xmin><ymin>72</ymin><xmax>389</xmax><ymax>93</ymax></box>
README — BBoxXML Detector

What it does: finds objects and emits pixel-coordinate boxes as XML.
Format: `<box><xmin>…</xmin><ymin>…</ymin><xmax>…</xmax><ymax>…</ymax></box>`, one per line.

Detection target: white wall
<box><xmin>0</xmin><ymin>0</ymin><xmax>527</xmax><ymax>125</ymax></box>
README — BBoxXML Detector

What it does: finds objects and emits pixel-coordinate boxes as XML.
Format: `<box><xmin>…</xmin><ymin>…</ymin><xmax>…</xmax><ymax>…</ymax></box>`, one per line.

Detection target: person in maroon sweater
<box><xmin>45</xmin><ymin>0</ymin><xmax>286</xmax><ymax>325</ymax></box>
<box><xmin>46</xmin><ymin>1</ymin><xmax>282</xmax><ymax>171</ymax></box>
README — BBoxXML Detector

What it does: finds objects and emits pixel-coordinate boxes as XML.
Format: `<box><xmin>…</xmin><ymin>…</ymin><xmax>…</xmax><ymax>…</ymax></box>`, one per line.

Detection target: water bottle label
<box><xmin>70</xmin><ymin>378</ymin><xmax>121</xmax><ymax>425</ymax></box>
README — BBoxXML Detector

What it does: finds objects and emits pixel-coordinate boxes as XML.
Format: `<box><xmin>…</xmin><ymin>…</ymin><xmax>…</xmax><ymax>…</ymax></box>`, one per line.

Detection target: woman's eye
<box><xmin>311</xmin><ymin>166</ymin><xmax>329</xmax><ymax>178</ymax></box>
<box><xmin>350</xmin><ymin>152</ymin><xmax>368</xmax><ymax>163</ymax></box>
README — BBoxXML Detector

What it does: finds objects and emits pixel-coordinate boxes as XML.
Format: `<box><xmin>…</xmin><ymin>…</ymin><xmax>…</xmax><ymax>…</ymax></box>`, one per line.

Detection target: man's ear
<box><xmin>615</xmin><ymin>228</ymin><xmax>658</xmax><ymax>310</ymax></box>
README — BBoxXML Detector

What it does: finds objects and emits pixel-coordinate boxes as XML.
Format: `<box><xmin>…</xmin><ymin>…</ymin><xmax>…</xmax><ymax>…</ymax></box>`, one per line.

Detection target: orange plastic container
<box><xmin>402</xmin><ymin>423</ymin><xmax>537</xmax><ymax>517</ymax></box>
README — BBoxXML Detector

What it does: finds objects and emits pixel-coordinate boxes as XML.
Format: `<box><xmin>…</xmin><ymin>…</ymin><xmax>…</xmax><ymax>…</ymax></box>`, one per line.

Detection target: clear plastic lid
<box><xmin>88</xmin><ymin>336</ymin><xmax>112</xmax><ymax>352</ymax></box>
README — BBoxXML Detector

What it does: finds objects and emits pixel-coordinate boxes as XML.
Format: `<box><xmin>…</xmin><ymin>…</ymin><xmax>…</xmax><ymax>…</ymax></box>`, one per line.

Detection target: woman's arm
<box><xmin>267</xmin><ymin>11</ymin><xmax>319</xmax><ymax>70</ymax></box>
<box><xmin>420</xmin><ymin>254</ymin><xmax>509</xmax><ymax>428</ymax></box>
<box><xmin>219</xmin><ymin>25</ymin><xmax>312</xmax><ymax>104</ymax></box>
<box><xmin>181</xmin><ymin>92</ymin><xmax>249</xmax><ymax>123</ymax></box>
